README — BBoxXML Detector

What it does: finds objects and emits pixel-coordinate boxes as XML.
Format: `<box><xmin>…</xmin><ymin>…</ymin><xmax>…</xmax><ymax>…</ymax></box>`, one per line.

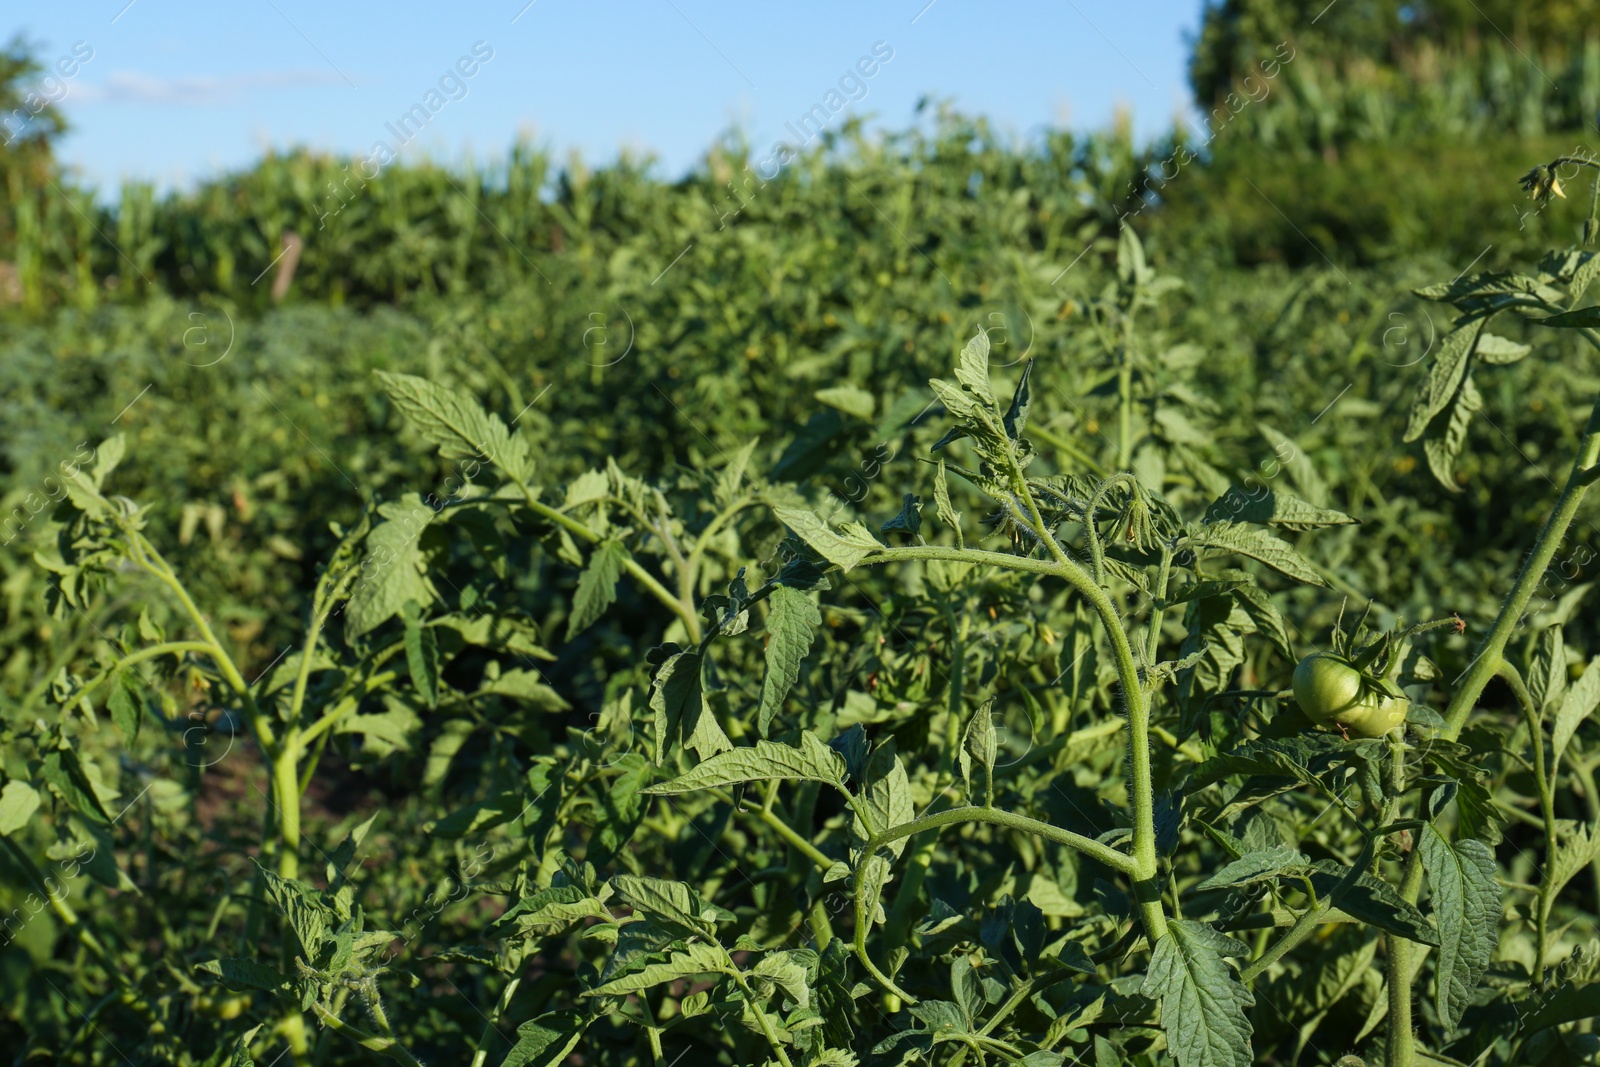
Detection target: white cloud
<box><xmin>74</xmin><ymin>69</ymin><xmax>348</xmax><ymax>105</ymax></box>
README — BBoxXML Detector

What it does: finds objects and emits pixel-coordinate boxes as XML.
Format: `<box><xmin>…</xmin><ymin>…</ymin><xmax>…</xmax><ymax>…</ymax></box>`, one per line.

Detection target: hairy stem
<box><xmin>1083</xmin><ymin>473</ymin><xmax>1139</xmax><ymax>588</ymax></box>
<box><xmin>1385</xmin><ymin>855</ymin><xmax>1427</xmax><ymax>1067</ymax></box>
<box><xmin>852</xmin><ymin>861</ymin><xmax>917</xmax><ymax>1006</ymax></box>
<box><xmin>1443</xmin><ymin>382</ymin><xmax>1600</xmax><ymax>738</ymax></box>
<box><xmin>127</xmin><ymin>531</ymin><xmax>278</xmax><ymax>755</ymax></box>
<box><xmin>711</xmin><ymin>788</ymin><xmax>832</xmax><ymax>873</ymax></box>
<box><xmin>1146</xmin><ymin>545</ymin><xmax>1175</xmax><ymax>665</ymax></box>
<box><xmin>287</xmin><ymin>565</ymin><xmax>360</xmax><ymax>727</ymax></box>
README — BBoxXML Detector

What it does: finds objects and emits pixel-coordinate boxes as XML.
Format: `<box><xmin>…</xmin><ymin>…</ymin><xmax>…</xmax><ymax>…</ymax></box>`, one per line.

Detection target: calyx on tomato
<box><xmin>1292</xmin><ymin>651</ymin><xmax>1407</xmax><ymax>738</ymax></box>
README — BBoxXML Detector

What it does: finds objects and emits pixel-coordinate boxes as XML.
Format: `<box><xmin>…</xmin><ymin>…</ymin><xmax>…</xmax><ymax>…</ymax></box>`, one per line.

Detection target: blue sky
<box><xmin>13</xmin><ymin>1</ymin><xmax>1206</xmax><ymax>192</ymax></box>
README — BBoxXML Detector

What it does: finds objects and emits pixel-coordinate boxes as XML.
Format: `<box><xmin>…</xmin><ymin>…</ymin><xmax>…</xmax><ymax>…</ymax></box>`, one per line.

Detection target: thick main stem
<box><xmin>1443</xmin><ymin>387</ymin><xmax>1600</xmax><ymax>738</ymax></box>
<box><xmin>273</xmin><ymin>748</ymin><xmax>302</xmax><ymax>880</ymax></box>
<box><xmin>1387</xmin><ymin>333</ymin><xmax>1600</xmax><ymax>1066</ymax></box>
<box><xmin>1386</xmin><ymin>857</ymin><xmax>1427</xmax><ymax>1067</ymax></box>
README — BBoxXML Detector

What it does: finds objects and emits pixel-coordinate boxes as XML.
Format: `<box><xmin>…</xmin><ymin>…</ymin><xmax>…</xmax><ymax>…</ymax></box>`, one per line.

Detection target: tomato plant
<box><xmin>5</xmin><ymin>79</ymin><xmax>1600</xmax><ymax>1066</ymax></box>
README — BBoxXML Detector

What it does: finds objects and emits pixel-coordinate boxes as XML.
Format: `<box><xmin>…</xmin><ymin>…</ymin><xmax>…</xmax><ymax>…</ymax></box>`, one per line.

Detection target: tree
<box><xmin>1188</xmin><ymin>0</ymin><xmax>1600</xmax><ymax>107</ymax></box>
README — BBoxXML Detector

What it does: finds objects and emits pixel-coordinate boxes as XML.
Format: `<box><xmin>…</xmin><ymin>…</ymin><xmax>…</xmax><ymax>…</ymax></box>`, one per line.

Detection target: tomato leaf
<box><xmin>756</xmin><ymin>585</ymin><xmax>820</xmax><ymax>736</ymax></box>
<box><xmin>641</xmin><ymin>733</ymin><xmax>847</xmax><ymax>795</ymax></box>
<box><xmin>0</xmin><ymin>780</ymin><xmax>41</xmax><ymax>836</ymax></box>
<box><xmin>853</xmin><ymin>743</ymin><xmax>915</xmax><ymax>859</ymax></box>
<box><xmin>774</xmin><ymin>507</ymin><xmax>885</xmax><ymax>572</ymax></box>
<box><xmin>1420</xmin><ymin>824</ymin><xmax>1499</xmax><ymax>1030</ymax></box>
<box><xmin>1404</xmin><ymin>320</ymin><xmax>1484</xmax><ymax>443</ymax></box>
<box><xmin>1139</xmin><ymin>919</ymin><xmax>1254</xmax><ymax>1067</ymax></box>
<box><xmin>1553</xmin><ymin>656</ymin><xmax>1600</xmax><ymax>764</ymax></box>
<box><xmin>346</xmin><ymin>497</ymin><xmax>436</xmax><ymax>638</ymax></box>
<box><xmin>107</xmin><ymin>671</ymin><xmax>144</xmax><ymax>742</ymax></box>
<box><xmin>402</xmin><ymin>600</ymin><xmax>439</xmax><ymax>708</ymax></box>
<box><xmin>1203</xmin><ymin>487</ymin><xmax>1354</xmax><ymax>529</ymax></box>
<box><xmin>500</xmin><ymin>1010</ymin><xmax>589</xmax><ymax>1067</ymax></box>
<box><xmin>376</xmin><ymin>370</ymin><xmax>534</xmax><ymax>483</ymax></box>
<box><xmin>1195</xmin><ymin>846</ymin><xmax>1307</xmax><ymax>890</ymax></box>
<box><xmin>1524</xmin><ymin>981</ymin><xmax>1600</xmax><ymax>1034</ymax></box>
<box><xmin>567</xmin><ymin>537</ymin><xmax>628</xmax><ymax>640</ymax></box>
<box><xmin>954</xmin><ymin>328</ymin><xmax>996</xmax><ymax>408</ymax></box>
<box><xmin>1536</xmin><ymin>305</ymin><xmax>1600</xmax><ymax>328</ymax></box>
<box><xmin>1193</xmin><ymin>522</ymin><xmax>1325</xmax><ymax>586</ymax></box>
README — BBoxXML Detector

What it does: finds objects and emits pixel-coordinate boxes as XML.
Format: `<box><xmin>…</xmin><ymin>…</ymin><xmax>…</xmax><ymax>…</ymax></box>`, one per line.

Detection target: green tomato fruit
<box><xmin>1336</xmin><ymin>692</ymin><xmax>1409</xmax><ymax>738</ymax></box>
<box><xmin>1292</xmin><ymin>652</ymin><xmax>1407</xmax><ymax>737</ymax></box>
<box><xmin>1292</xmin><ymin>652</ymin><xmax>1364</xmax><ymax>723</ymax></box>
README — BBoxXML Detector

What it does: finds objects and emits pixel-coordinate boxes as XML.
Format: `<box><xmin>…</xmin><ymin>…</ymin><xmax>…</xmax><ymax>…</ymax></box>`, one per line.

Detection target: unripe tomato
<box><xmin>1292</xmin><ymin>652</ymin><xmax>1363</xmax><ymax>722</ymax></box>
<box><xmin>214</xmin><ymin>994</ymin><xmax>248</xmax><ymax>1020</ymax></box>
<box><xmin>193</xmin><ymin>991</ymin><xmax>250</xmax><ymax>1019</ymax></box>
<box><xmin>1292</xmin><ymin>652</ymin><xmax>1407</xmax><ymax>738</ymax></box>
<box><xmin>1337</xmin><ymin>693</ymin><xmax>1408</xmax><ymax>738</ymax></box>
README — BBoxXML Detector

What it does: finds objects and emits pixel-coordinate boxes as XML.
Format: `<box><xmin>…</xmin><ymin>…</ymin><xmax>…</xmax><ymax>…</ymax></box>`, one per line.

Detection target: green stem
<box><xmin>1118</xmin><ymin>317</ymin><xmax>1134</xmax><ymax>469</ymax></box>
<box><xmin>1241</xmin><ymin>835</ymin><xmax>1375</xmax><ymax>984</ymax></box>
<box><xmin>1147</xmin><ymin>545</ymin><xmax>1175</xmax><ymax>664</ymax></box>
<box><xmin>712</xmin><ymin>788</ymin><xmax>832</xmax><ymax>873</ymax></box>
<box><xmin>0</xmin><ymin>835</ymin><xmax>114</xmax><ymax>970</ymax></box>
<box><xmin>712</xmin><ymin>786</ymin><xmax>836</xmax><ymax>945</ymax></box>
<box><xmin>309</xmin><ymin>1002</ymin><xmax>424</xmax><ymax>1066</ymax></box>
<box><xmin>297</xmin><ymin>671</ymin><xmax>402</xmax><ymax>748</ymax></box>
<box><xmin>105</xmin><ymin>640</ymin><xmax>216</xmax><ymax>674</ymax></box>
<box><xmin>940</xmin><ymin>603</ymin><xmax>968</xmax><ymax>782</ymax></box>
<box><xmin>470</xmin><ymin>977</ymin><xmax>521</xmax><ymax>1067</ymax></box>
<box><xmin>853</xmin><ymin>861</ymin><xmax>917</xmax><ymax>1006</ymax></box>
<box><xmin>1027</xmin><ymin>422</ymin><xmax>1106</xmax><ymax>475</ymax></box>
<box><xmin>683</xmin><ymin>497</ymin><xmax>757</xmax><ymax>594</ymax></box>
<box><xmin>272</xmin><ymin>749</ymin><xmax>302</xmax><ymax>881</ymax></box>
<box><xmin>515</xmin><ymin>483</ymin><xmax>702</xmax><ymax>642</ymax></box>
<box><xmin>287</xmin><ymin>567</ymin><xmax>359</xmax><ymax>727</ymax></box>
<box><xmin>864</xmin><ymin>542</ymin><xmax>1167</xmax><ymax>942</ymax></box>
<box><xmin>724</xmin><ymin>965</ymin><xmax>794</xmax><ymax>1067</ymax></box>
<box><xmin>984</xmin><ymin>973</ymin><xmax>1078</xmax><ymax>1038</ymax></box>
<box><xmin>125</xmin><ymin>531</ymin><xmax>278</xmax><ymax>756</ymax></box>
<box><xmin>298</xmin><ymin>730</ymin><xmax>331</xmax><ymax>797</ymax></box>
<box><xmin>1443</xmin><ymin>384</ymin><xmax>1600</xmax><ymax>739</ymax></box>
<box><xmin>1575</xmin><ymin>762</ymin><xmax>1600</xmax><ymax>918</ymax></box>
<box><xmin>1385</xmin><ymin>854</ymin><xmax>1427</xmax><ymax>1067</ymax></box>
<box><xmin>884</xmin><ymin>826</ymin><xmax>938</xmax><ymax>950</ymax></box>
<box><xmin>1083</xmin><ymin>473</ymin><xmax>1138</xmax><ymax>587</ymax></box>
<box><xmin>1501</xmin><ymin>662</ymin><xmax>1556</xmax><ymax>984</ymax></box>
<box><xmin>1586</xmin><ymin>171</ymin><xmax>1600</xmax><ymax>244</ymax></box>
<box><xmin>807</xmin><ymin>896</ymin><xmax>834</xmax><ymax>951</ymax></box>
<box><xmin>869</xmin><ymin>805</ymin><xmax>1136</xmax><ymax>876</ymax></box>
